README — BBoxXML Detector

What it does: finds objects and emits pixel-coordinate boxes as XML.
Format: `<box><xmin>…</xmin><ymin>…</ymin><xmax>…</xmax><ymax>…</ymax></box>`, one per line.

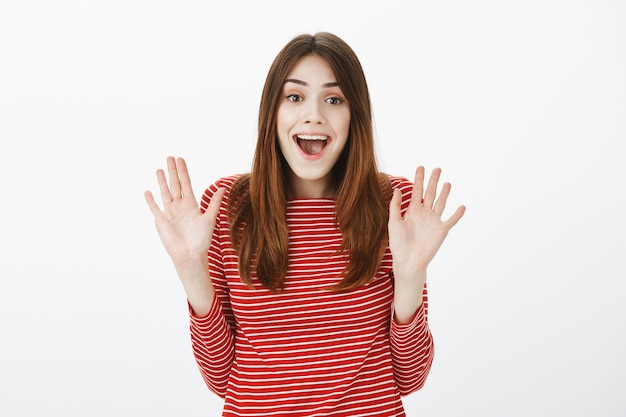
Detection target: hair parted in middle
<box><xmin>228</xmin><ymin>32</ymin><xmax>392</xmax><ymax>292</ymax></box>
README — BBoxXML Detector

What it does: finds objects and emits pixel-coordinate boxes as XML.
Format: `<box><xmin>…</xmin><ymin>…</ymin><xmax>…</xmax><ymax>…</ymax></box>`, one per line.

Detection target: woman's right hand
<box><xmin>145</xmin><ymin>156</ymin><xmax>224</xmax><ymax>266</ymax></box>
<box><xmin>144</xmin><ymin>156</ymin><xmax>225</xmax><ymax>314</ymax></box>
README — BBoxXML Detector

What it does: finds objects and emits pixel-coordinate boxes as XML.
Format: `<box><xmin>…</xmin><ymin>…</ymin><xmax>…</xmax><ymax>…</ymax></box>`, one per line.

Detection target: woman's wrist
<box><xmin>393</xmin><ymin>270</ymin><xmax>426</xmax><ymax>324</ymax></box>
<box><xmin>174</xmin><ymin>258</ymin><xmax>215</xmax><ymax>316</ymax></box>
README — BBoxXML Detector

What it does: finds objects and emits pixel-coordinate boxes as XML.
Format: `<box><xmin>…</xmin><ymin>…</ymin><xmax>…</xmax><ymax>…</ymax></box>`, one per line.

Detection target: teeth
<box><xmin>297</xmin><ymin>135</ymin><xmax>328</xmax><ymax>140</ymax></box>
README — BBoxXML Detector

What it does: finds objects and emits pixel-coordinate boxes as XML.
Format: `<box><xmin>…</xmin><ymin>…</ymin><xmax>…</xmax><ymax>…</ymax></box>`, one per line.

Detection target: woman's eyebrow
<box><xmin>284</xmin><ymin>78</ymin><xmax>339</xmax><ymax>88</ymax></box>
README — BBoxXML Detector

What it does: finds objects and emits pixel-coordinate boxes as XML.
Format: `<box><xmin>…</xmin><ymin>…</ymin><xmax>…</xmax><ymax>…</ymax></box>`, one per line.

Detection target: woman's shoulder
<box><xmin>381</xmin><ymin>173</ymin><xmax>415</xmax><ymax>210</ymax></box>
<box><xmin>387</xmin><ymin>174</ymin><xmax>413</xmax><ymax>188</ymax></box>
<box><xmin>382</xmin><ymin>174</ymin><xmax>414</xmax><ymax>195</ymax></box>
<box><xmin>208</xmin><ymin>174</ymin><xmax>246</xmax><ymax>192</ymax></box>
<box><xmin>200</xmin><ymin>174</ymin><xmax>248</xmax><ymax>212</ymax></box>
<box><xmin>203</xmin><ymin>174</ymin><xmax>249</xmax><ymax>195</ymax></box>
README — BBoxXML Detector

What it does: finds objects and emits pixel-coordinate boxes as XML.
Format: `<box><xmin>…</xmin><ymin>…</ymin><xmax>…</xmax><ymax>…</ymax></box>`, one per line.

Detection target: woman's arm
<box><xmin>145</xmin><ymin>156</ymin><xmax>225</xmax><ymax>315</ymax></box>
<box><xmin>388</xmin><ymin>166</ymin><xmax>465</xmax><ymax>323</ymax></box>
<box><xmin>146</xmin><ymin>157</ymin><xmax>234</xmax><ymax>396</ymax></box>
<box><xmin>387</xmin><ymin>168</ymin><xmax>465</xmax><ymax>393</ymax></box>
<box><xmin>390</xmin><ymin>283</ymin><xmax>435</xmax><ymax>395</ymax></box>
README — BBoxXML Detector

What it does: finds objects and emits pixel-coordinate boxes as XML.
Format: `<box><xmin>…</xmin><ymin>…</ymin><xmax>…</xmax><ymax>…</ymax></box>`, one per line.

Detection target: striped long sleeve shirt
<box><xmin>190</xmin><ymin>175</ymin><xmax>434</xmax><ymax>417</ymax></box>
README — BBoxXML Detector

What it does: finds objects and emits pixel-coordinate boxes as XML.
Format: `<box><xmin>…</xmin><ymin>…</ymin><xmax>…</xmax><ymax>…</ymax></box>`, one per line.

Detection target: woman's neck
<box><xmin>287</xmin><ymin>175</ymin><xmax>335</xmax><ymax>199</ymax></box>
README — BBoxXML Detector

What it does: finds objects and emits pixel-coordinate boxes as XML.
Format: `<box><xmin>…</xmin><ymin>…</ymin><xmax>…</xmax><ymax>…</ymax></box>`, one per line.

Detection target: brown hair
<box><xmin>228</xmin><ymin>32</ymin><xmax>391</xmax><ymax>292</ymax></box>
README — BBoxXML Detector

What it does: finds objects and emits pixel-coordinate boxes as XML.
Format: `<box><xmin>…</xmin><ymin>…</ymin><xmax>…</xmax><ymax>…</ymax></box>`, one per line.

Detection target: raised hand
<box><xmin>145</xmin><ymin>156</ymin><xmax>225</xmax><ymax>315</ymax></box>
<box><xmin>388</xmin><ymin>166</ymin><xmax>465</xmax><ymax>323</ymax></box>
<box><xmin>145</xmin><ymin>156</ymin><xmax>225</xmax><ymax>266</ymax></box>
<box><xmin>389</xmin><ymin>166</ymin><xmax>465</xmax><ymax>279</ymax></box>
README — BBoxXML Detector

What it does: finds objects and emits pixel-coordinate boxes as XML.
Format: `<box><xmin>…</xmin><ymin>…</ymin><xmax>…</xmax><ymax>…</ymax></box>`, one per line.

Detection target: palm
<box><xmin>145</xmin><ymin>157</ymin><xmax>224</xmax><ymax>266</ymax></box>
<box><xmin>388</xmin><ymin>166</ymin><xmax>465</xmax><ymax>280</ymax></box>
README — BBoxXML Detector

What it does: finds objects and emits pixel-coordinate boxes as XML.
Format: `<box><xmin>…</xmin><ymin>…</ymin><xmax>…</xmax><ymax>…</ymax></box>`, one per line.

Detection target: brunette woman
<box><xmin>145</xmin><ymin>32</ymin><xmax>465</xmax><ymax>417</ymax></box>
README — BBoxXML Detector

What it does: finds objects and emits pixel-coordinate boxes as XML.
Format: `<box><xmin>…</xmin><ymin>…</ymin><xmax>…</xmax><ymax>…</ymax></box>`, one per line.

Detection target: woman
<box><xmin>145</xmin><ymin>32</ymin><xmax>465</xmax><ymax>417</ymax></box>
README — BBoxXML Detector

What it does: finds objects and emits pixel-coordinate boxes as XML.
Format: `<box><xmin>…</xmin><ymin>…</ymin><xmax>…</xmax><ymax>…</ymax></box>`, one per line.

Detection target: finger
<box><xmin>156</xmin><ymin>168</ymin><xmax>173</xmax><ymax>206</ymax></box>
<box><xmin>423</xmin><ymin>167</ymin><xmax>441</xmax><ymax>208</ymax></box>
<box><xmin>176</xmin><ymin>157</ymin><xmax>196</xmax><ymax>201</ymax></box>
<box><xmin>433</xmin><ymin>181</ymin><xmax>451</xmax><ymax>215</ymax></box>
<box><xmin>389</xmin><ymin>188</ymin><xmax>403</xmax><ymax>222</ymax></box>
<box><xmin>444</xmin><ymin>205</ymin><xmax>467</xmax><ymax>229</ymax></box>
<box><xmin>409</xmin><ymin>166</ymin><xmax>425</xmax><ymax>212</ymax></box>
<box><xmin>166</xmin><ymin>156</ymin><xmax>182</xmax><ymax>199</ymax></box>
<box><xmin>144</xmin><ymin>190</ymin><xmax>162</xmax><ymax>217</ymax></box>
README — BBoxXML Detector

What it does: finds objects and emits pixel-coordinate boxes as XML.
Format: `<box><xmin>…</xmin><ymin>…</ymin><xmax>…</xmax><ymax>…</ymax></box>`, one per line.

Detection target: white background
<box><xmin>1</xmin><ymin>1</ymin><xmax>625</xmax><ymax>415</ymax></box>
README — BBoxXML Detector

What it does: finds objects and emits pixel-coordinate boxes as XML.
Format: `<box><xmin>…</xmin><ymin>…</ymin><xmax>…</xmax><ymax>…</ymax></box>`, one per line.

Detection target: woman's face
<box><xmin>276</xmin><ymin>54</ymin><xmax>350</xmax><ymax>198</ymax></box>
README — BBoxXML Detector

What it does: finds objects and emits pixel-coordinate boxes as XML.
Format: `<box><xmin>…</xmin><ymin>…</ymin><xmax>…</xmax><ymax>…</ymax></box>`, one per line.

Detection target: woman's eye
<box><xmin>286</xmin><ymin>94</ymin><xmax>302</xmax><ymax>103</ymax></box>
<box><xmin>326</xmin><ymin>97</ymin><xmax>343</xmax><ymax>105</ymax></box>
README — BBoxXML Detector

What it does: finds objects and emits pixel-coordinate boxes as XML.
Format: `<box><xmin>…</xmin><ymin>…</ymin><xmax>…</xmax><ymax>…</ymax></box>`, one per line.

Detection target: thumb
<box><xmin>203</xmin><ymin>188</ymin><xmax>226</xmax><ymax>224</ymax></box>
<box><xmin>389</xmin><ymin>188</ymin><xmax>403</xmax><ymax>222</ymax></box>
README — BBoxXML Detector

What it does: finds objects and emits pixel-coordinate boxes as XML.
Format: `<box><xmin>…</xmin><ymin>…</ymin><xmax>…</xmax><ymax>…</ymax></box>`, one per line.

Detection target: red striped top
<box><xmin>191</xmin><ymin>175</ymin><xmax>434</xmax><ymax>416</ymax></box>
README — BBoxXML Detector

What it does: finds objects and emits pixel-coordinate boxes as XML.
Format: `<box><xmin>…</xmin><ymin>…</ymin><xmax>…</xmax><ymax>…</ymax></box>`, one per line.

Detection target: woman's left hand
<box><xmin>388</xmin><ymin>166</ymin><xmax>466</xmax><ymax>284</ymax></box>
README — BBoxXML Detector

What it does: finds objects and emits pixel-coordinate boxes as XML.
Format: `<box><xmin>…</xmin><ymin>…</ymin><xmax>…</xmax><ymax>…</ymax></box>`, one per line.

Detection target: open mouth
<box><xmin>295</xmin><ymin>134</ymin><xmax>329</xmax><ymax>155</ymax></box>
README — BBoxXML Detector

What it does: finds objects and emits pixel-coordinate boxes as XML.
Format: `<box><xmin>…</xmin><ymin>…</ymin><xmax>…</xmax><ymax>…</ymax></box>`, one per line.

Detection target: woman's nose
<box><xmin>302</xmin><ymin>100</ymin><xmax>325</xmax><ymax>124</ymax></box>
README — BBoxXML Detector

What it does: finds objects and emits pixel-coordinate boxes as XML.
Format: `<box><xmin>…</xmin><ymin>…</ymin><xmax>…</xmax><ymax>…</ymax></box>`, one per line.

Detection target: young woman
<box><xmin>145</xmin><ymin>32</ymin><xmax>465</xmax><ymax>417</ymax></box>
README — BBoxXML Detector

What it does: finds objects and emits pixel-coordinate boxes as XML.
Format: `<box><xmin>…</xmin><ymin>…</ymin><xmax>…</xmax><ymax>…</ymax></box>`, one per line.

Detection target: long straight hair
<box><xmin>228</xmin><ymin>32</ymin><xmax>391</xmax><ymax>292</ymax></box>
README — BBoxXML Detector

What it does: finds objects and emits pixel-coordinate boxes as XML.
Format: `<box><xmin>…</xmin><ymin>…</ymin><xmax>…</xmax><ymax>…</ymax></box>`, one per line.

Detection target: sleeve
<box><xmin>388</xmin><ymin>175</ymin><xmax>435</xmax><ymax>395</ymax></box>
<box><xmin>390</xmin><ymin>288</ymin><xmax>434</xmax><ymax>395</ymax></box>
<box><xmin>188</xmin><ymin>177</ymin><xmax>237</xmax><ymax>398</ymax></box>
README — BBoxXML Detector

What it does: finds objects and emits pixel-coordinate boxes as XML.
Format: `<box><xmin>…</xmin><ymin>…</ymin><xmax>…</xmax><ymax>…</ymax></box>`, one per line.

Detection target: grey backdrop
<box><xmin>1</xmin><ymin>1</ymin><xmax>624</xmax><ymax>415</ymax></box>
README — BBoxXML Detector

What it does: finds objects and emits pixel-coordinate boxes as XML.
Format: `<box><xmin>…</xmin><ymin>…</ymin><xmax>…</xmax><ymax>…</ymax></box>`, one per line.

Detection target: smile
<box><xmin>295</xmin><ymin>134</ymin><xmax>329</xmax><ymax>156</ymax></box>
